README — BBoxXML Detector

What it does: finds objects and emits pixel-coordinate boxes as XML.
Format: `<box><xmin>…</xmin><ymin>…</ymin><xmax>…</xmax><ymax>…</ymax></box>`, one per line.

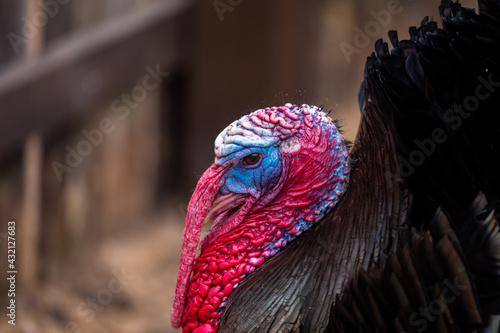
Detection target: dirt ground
<box><xmin>1</xmin><ymin>208</ymin><xmax>186</xmax><ymax>333</ymax></box>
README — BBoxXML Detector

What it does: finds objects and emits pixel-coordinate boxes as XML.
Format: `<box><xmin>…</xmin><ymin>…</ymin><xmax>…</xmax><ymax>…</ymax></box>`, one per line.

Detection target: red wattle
<box><xmin>171</xmin><ymin>164</ymin><xmax>226</xmax><ymax>328</ymax></box>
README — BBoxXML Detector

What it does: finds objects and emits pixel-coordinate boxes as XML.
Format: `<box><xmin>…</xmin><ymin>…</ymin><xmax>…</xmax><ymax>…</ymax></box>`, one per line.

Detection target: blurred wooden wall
<box><xmin>0</xmin><ymin>0</ymin><xmax>190</xmax><ymax>295</ymax></box>
<box><xmin>0</xmin><ymin>0</ymin><xmax>326</xmax><ymax>301</ymax></box>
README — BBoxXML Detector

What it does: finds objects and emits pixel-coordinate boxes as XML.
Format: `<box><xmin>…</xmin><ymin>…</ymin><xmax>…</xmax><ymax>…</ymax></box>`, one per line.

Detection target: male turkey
<box><xmin>172</xmin><ymin>0</ymin><xmax>500</xmax><ymax>332</ymax></box>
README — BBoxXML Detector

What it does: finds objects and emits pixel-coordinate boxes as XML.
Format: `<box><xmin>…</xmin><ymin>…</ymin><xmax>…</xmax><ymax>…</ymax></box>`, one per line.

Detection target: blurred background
<box><xmin>0</xmin><ymin>0</ymin><xmax>475</xmax><ymax>332</ymax></box>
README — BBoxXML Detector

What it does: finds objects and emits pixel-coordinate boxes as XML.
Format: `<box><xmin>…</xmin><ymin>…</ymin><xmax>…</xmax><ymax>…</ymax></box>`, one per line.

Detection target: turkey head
<box><xmin>172</xmin><ymin>103</ymin><xmax>350</xmax><ymax>332</ymax></box>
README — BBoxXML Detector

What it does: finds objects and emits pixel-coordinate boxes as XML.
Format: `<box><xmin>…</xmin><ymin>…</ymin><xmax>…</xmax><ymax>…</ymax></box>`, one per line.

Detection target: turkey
<box><xmin>172</xmin><ymin>0</ymin><xmax>500</xmax><ymax>332</ymax></box>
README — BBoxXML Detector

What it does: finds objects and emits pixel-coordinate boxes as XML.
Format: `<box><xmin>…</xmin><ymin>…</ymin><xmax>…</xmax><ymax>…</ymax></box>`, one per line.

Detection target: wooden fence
<box><xmin>0</xmin><ymin>0</ymin><xmax>325</xmax><ymax>304</ymax></box>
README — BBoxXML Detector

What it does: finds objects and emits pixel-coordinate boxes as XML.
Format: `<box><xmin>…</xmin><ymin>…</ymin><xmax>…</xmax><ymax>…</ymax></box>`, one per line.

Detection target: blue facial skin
<box><xmin>216</xmin><ymin>144</ymin><xmax>282</xmax><ymax>199</ymax></box>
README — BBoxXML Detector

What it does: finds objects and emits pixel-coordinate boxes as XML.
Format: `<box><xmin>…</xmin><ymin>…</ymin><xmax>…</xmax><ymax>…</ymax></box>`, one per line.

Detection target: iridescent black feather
<box><xmin>218</xmin><ymin>1</ymin><xmax>500</xmax><ymax>332</ymax></box>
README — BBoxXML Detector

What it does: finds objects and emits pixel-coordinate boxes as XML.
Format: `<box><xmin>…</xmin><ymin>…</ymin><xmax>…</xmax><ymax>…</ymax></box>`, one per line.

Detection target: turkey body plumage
<box><xmin>172</xmin><ymin>0</ymin><xmax>500</xmax><ymax>332</ymax></box>
<box><xmin>214</xmin><ymin>1</ymin><xmax>500</xmax><ymax>332</ymax></box>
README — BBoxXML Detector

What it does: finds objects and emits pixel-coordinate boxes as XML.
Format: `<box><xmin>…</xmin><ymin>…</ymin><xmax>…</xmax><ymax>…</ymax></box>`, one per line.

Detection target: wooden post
<box><xmin>20</xmin><ymin>0</ymin><xmax>44</xmax><ymax>290</ymax></box>
<box><xmin>0</xmin><ymin>0</ymin><xmax>26</xmax><ymax>64</ymax></box>
<box><xmin>20</xmin><ymin>133</ymin><xmax>42</xmax><ymax>289</ymax></box>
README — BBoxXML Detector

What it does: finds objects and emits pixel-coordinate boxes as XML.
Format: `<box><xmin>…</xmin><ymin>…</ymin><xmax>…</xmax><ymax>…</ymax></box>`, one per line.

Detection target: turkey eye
<box><xmin>242</xmin><ymin>153</ymin><xmax>261</xmax><ymax>166</ymax></box>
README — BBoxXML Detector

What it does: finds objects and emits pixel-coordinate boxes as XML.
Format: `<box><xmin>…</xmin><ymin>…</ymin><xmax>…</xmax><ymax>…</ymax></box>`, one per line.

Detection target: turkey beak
<box><xmin>171</xmin><ymin>163</ymin><xmax>228</xmax><ymax>328</ymax></box>
<box><xmin>202</xmin><ymin>192</ymin><xmax>246</xmax><ymax>226</ymax></box>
